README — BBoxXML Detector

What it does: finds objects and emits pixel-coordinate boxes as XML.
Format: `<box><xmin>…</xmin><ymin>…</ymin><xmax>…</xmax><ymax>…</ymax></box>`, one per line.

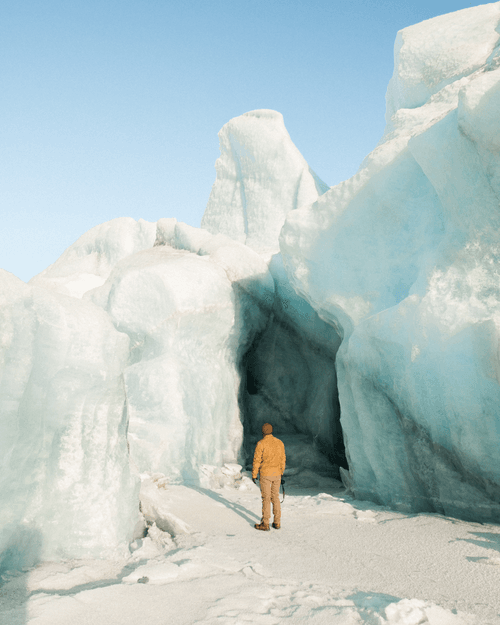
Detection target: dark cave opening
<box><xmin>238</xmin><ymin>311</ymin><xmax>348</xmax><ymax>480</ymax></box>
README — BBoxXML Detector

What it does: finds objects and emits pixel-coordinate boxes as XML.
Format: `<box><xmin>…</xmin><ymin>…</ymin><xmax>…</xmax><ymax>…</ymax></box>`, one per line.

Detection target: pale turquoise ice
<box><xmin>280</xmin><ymin>3</ymin><xmax>500</xmax><ymax>521</ymax></box>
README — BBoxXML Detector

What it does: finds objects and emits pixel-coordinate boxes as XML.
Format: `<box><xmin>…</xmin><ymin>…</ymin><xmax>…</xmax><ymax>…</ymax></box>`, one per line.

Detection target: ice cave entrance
<box><xmin>238</xmin><ymin>301</ymin><xmax>348</xmax><ymax>483</ymax></box>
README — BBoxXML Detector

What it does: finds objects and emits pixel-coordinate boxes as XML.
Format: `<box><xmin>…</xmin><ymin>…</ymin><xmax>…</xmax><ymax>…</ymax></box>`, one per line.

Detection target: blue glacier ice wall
<box><xmin>281</xmin><ymin>2</ymin><xmax>500</xmax><ymax>521</ymax></box>
<box><xmin>0</xmin><ymin>217</ymin><xmax>276</xmax><ymax>565</ymax></box>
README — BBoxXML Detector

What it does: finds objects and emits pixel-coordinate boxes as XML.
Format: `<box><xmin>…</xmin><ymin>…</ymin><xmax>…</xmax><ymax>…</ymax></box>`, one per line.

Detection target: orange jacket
<box><xmin>252</xmin><ymin>434</ymin><xmax>286</xmax><ymax>478</ymax></box>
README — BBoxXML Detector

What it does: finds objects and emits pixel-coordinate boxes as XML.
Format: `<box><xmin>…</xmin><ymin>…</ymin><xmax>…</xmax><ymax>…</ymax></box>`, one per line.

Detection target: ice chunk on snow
<box><xmin>385</xmin><ymin>598</ymin><xmax>471</xmax><ymax>625</ymax></box>
<box><xmin>140</xmin><ymin>476</ymin><xmax>191</xmax><ymax>536</ymax></box>
<box><xmin>198</xmin><ymin>463</ymin><xmax>251</xmax><ymax>490</ymax></box>
<box><xmin>220</xmin><ymin>463</ymin><xmax>242</xmax><ymax>477</ymax></box>
<box><xmin>122</xmin><ymin>561</ymin><xmax>180</xmax><ymax>584</ymax></box>
<box><xmin>202</xmin><ymin>109</ymin><xmax>328</xmax><ymax>255</ymax></box>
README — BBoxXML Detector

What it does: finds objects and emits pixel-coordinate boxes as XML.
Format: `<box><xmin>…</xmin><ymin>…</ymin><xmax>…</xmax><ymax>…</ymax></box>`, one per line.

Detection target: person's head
<box><xmin>262</xmin><ymin>423</ymin><xmax>273</xmax><ymax>436</ymax></box>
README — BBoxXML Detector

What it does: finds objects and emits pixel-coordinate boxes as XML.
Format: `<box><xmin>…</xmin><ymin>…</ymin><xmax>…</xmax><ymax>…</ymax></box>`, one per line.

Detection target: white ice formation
<box><xmin>281</xmin><ymin>2</ymin><xmax>500</xmax><ymax>521</ymax></box>
<box><xmin>30</xmin><ymin>217</ymin><xmax>157</xmax><ymax>298</ymax></box>
<box><xmin>2</xmin><ymin>2</ymin><xmax>500</xmax><ymax>568</ymax></box>
<box><xmin>87</xmin><ymin>219</ymin><xmax>274</xmax><ymax>484</ymax></box>
<box><xmin>201</xmin><ymin>109</ymin><xmax>329</xmax><ymax>256</ymax></box>
<box><xmin>0</xmin><ymin>269</ymin><xmax>138</xmax><ymax>568</ymax></box>
<box><xmin>0</xmin><ymin>218</ymin><xmax>277</xmax><ymax>568</ymax></box>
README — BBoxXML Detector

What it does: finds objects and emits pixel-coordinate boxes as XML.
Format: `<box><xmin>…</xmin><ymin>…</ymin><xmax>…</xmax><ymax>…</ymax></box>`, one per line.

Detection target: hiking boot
<box><xmin>254</xmin><ymin>522</ymin><xmax>270</xmax><ymax>531</ymax></box>
<box><xmin>272</xmin><ymin>522</ymin><xmax>280</xmax><ymax>529</ymax></box>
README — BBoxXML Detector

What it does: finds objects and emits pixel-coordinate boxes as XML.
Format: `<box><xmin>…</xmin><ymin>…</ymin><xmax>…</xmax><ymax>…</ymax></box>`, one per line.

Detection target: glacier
<box><xmin>2</xmin><ymin>1</ymin><xmax>500</xmax><ymax>568</ymax></box>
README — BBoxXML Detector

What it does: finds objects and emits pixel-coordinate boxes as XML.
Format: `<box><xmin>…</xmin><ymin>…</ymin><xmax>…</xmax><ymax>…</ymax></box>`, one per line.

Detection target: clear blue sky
<box><xmin>1</xmin><ymin>0</ymin><xmax>483</xmax><ymax>282</ymax></box>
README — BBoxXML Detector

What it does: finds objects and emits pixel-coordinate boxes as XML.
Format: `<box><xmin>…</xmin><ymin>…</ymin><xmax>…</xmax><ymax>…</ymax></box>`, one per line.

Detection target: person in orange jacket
<box><xmin>252</xmin><ymin>423</ymin><xmax>286</xmax><ymax>531</ymax></box>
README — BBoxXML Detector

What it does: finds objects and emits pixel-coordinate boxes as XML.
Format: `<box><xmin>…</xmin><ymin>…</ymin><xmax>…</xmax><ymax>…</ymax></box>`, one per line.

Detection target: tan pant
<box><xmin>260</xmin><ymin>475</ymin><xmax>281</xmax><ymax>525</ymax></box>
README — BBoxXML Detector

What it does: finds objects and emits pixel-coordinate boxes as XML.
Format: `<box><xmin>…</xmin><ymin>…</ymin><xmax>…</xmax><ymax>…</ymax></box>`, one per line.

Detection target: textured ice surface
<box><xmin>385</xmin><ymin>2</ymin><xmax>500</xmax><ymax>121</ymax></box>
<box><xmin>202</xmin><ymin>109</ymin><xmax>328</xmax><ymax>255</ymax></box>
<box><xmin>29</xmin><ymin>217</ymin><xmax>156</xmax><ymax>298</ymax></box>
<box><xmin>0</xmin><ymin>220</ymin><xmax>277</xmax><ymax>564</ymax></box>
<box><xmin>0</xmin><ymin>270</ymin><xmax>138</xmax><ymax>568</ymax></box>
<box><xmin>87</xmin><ymin>220</ymin><xmax>275</xmax><ymax>483</ymax></box>
<box><xmin>280</xmin><ymin>3</ymin><xmax>500</xmax><ymax>521</ymax></box>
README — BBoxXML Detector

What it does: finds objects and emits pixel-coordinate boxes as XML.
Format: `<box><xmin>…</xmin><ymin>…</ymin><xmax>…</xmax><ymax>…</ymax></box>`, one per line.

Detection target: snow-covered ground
<box><xmin>2</xmin><ymin>471</ymin><xmax>500</xmax><ymax>625</ymax></box>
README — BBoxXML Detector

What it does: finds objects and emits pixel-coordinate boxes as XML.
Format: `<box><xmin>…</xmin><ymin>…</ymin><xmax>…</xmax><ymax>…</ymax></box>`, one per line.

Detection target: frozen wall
<box><xmin>0</xmin><ymin>215</ymin><xmax>278</xmax><ymax>565</ymax></box>
<box><xmin>87</xmin><ymin>219</ymin><xmax>275</xmax><ymax>483</ymax></box>
<box><xmin>0</xmin><ymin>205</ymin><xmax>343</xmax><ymax>567</ymax></box>
<box><xmin>280</xmin><ymin>3</ymin><xmax>500</xmax><ymax>521</ymax></box>
<box><xmin>0</xmin><ymin>270</ymin><xmax>137</xmax><ymax>568</ymax></box>
<box><xmin>3</xmin><ymin>2</ymin><xmax>500</xmax><ymax>569</ymax></box>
